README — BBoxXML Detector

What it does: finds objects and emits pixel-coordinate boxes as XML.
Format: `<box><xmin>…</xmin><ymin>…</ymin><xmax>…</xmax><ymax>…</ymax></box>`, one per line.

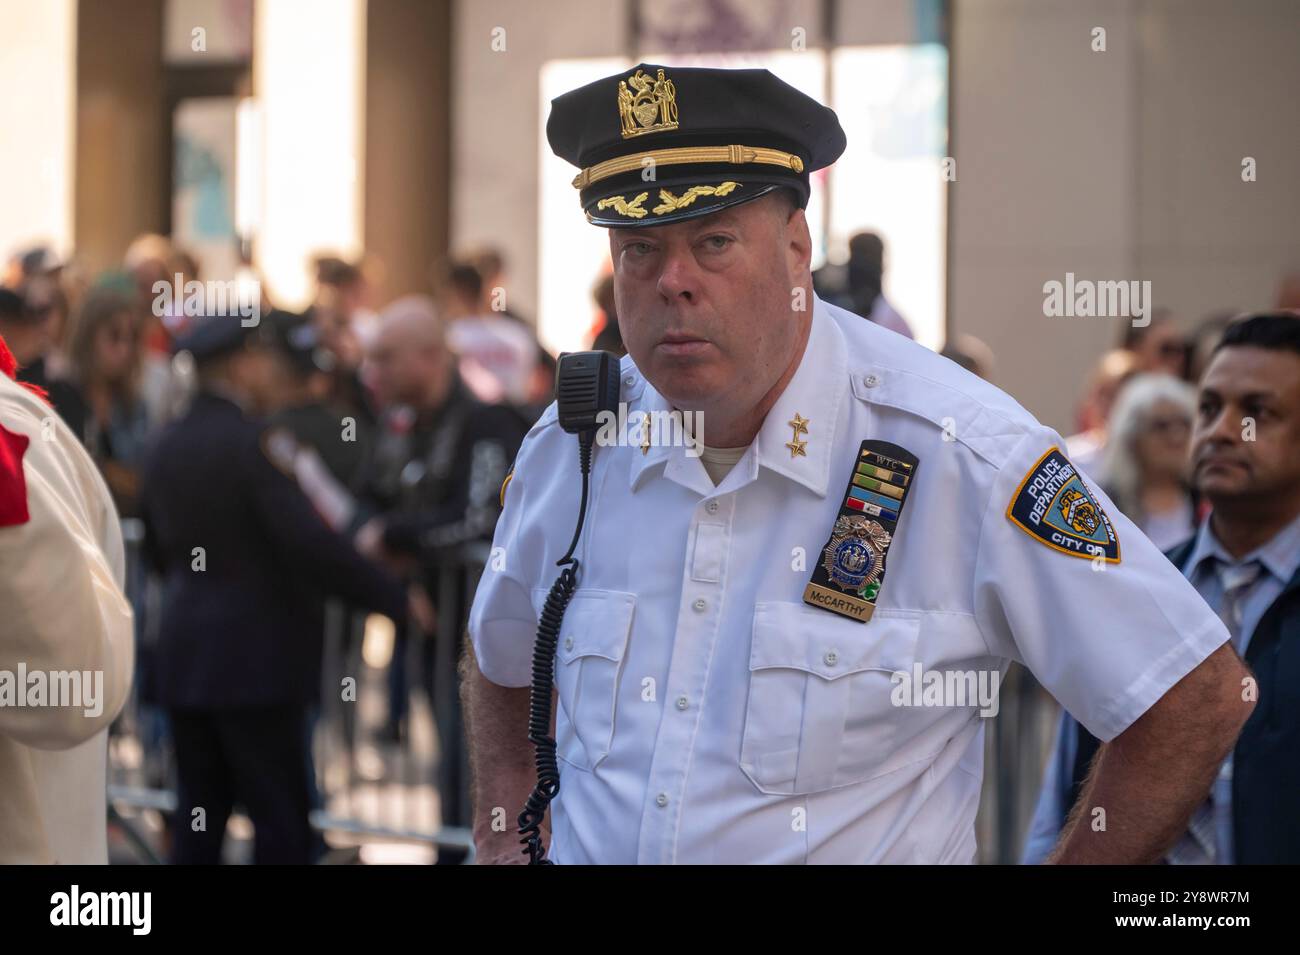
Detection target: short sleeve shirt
<box><xmin>469</xmin><ymin>295</ymin><xmax>1229</xmax><ymax>864</ymax></box>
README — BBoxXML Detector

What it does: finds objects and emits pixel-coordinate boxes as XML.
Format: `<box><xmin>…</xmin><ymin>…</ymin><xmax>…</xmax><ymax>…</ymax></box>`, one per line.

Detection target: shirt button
<box><xmin>693</xmin><ymin>598</ymin><xmax>707</xmax><ymax>612</ymax></box>
<box><xmin>675</xmin><ymin>696</ymin><xmax>689</xmax><ymax>711</ymax></box>
<box><xmin>624</xmin><ymin>375</ymin><xmax>634</xmax><ymax>386</ymax></box>
<box><xmin>705</xmin><ymin>500</ymin><xmax>719</xmax><ymax>514</ymax></box>
<box><xmin>564</xmin><ymin>637</ymin><xmax>574</xmax><ymax>651</ymax></box>
<box><xmin>863</xmin><ymin>374</ymin><xmax>879</xmax><ymax>388</ymax></box>
<box><xmin>824</xmin><ymin>650</ymin><xmax>838</xmax><ymax>666</ymax></box>
<box><xmin>656</xmin><ymin>792</ymin><xmax>669</xmax><ymax>807</ymax></box>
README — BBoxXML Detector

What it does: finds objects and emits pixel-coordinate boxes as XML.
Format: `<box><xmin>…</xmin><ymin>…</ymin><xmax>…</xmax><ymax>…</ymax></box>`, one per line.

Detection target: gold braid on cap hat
<box><xmin>572</xmin><ymin>145</ymin><xmax>804</xmax><ymax>191</ymax></box>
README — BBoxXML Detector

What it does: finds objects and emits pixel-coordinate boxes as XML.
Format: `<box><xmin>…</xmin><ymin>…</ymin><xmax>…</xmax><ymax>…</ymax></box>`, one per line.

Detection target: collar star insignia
<box><xmin>785</xmin><ymin>412</ymin><xmax>809</xmax><ymax>458</ymax></box>
<box><xmin>639</xmin><ymin>417</ymin><xmax>651</xmax><ymax>455</ymax></box>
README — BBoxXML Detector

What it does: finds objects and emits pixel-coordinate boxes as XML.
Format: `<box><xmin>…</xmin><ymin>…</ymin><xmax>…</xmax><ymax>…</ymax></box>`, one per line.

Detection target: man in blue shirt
<box><xmin>1025</xmin><ymin>312</ymin><xmax>1300</xmax><ymax>864</ymax></box>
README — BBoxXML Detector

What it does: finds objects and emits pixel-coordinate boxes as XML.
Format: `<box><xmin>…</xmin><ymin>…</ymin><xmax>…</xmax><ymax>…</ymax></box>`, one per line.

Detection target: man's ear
<box><xmin>786</xmin><ymin>208</ymin><xmax>812</xmax><ymax>278</ymax></box>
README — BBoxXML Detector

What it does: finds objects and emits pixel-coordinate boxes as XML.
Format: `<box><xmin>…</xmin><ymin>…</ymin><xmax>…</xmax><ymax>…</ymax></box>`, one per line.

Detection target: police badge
<box><xmin>804</xmin><ymin>440</ymin><xmax>918</xmax><ymax>622</ymax></box>
<box><xmin>822</xmin><ymin>514</ymin><xmax>890</xmax><ymax>590</ymax></box>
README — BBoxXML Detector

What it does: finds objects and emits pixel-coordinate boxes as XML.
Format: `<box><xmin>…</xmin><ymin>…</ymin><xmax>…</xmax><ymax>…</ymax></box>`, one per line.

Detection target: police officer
<box><xmin>140</xmin><ymin>314</ymin><xmax>416</xmax><ymax>864</ymax></box>
<box><xmin>260</xmin><ymin>308</ymin><xmax>371</xmax><ymax>532</ymax></box>
<box><xmin>464</xmin><ymin>64</ymin><xmax>1253</xmax><ymax>864</ymax></box>
<box><xmin>264</xmin><ymin>308</ymin><xmax>371</xmax><ymax>499</ymax></box>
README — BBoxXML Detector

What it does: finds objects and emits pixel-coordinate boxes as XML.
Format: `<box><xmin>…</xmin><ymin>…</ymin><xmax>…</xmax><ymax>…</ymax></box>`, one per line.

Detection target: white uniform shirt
<box><xmin>0</xmin><ymin>371</ymin><xmax>134</xmax><ymax>863</ymax></box>
<box><xmin>469</xmin><ymin>295</ymin><xmax>1228</xmax><ymax>864</ymax></box>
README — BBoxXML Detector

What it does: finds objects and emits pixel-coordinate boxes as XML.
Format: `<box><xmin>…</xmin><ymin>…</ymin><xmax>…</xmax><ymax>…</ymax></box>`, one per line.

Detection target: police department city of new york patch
<box><xmin>1007</xmin><ymin>446</ymin><xmax>1120</xmax><ymax>563</ymax></box>
<box><xmin>803</xmin><ymin>440</ymin><xmax>919</xmax><ymax>623</ymax></box>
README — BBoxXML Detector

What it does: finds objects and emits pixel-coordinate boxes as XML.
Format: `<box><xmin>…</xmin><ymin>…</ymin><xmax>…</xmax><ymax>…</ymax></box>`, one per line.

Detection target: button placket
<box><xmin>637</xmin><ymin>494</ymin><xmax>734</xmax><ymax>864</ymax></box>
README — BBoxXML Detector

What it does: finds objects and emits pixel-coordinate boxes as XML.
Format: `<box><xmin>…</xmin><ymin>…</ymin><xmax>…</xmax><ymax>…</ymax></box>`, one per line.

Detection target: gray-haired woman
<box><xmin>1100</xmin><ymin>372</ymin><xmax>1199</xmax><ymax>551</ymax></box>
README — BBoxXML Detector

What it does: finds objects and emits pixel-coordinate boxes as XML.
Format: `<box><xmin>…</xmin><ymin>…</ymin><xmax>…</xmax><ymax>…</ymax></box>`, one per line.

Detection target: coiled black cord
<box><xmin>518</xmin><ymin>434</ymin><xmax>594</xmax><ymax>864</ymax></box>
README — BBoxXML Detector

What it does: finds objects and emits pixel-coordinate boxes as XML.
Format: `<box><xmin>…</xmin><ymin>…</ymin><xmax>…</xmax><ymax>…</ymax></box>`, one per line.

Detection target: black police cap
<box><xmin>547</xmin><ymin>62</ymin><xmax>846</xmax><ymax>228</ymax></box>
<box><xmin>172</xmin><ymin>314</ymin><xmax>269</xmax><ymax>364</ymax></box>
<box><xmin>266</xmin><ymin>308</ymin><xmax>336</xmax><ymax>375</ymax></box>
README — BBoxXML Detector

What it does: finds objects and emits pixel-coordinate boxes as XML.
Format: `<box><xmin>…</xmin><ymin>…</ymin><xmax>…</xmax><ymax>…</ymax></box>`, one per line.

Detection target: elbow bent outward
<box><xmin>1050</xmin><ymin>642</ymin><xmax>1255</xmax><ymax>864</ymax></box>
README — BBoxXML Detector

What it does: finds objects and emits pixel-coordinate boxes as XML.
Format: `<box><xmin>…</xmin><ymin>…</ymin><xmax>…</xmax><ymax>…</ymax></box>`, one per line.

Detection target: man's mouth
<box><xmin>1196</xmin><ymin>454</ymin><xmax>1249</xmax><ymax>475</ymax></box>
<box><xmin>656</xmin><ymin>333</ymin><xmax>711</xmax><ymax>357</ymax></box>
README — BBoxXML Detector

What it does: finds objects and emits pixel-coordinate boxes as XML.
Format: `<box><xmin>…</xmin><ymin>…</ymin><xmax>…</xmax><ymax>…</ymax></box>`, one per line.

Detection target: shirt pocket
<box><xmin>532</xmin><ymin>587</ymin><xmax>635</xmax><ymax>772</ymax></box>
<box><xmin>740</xmin><ymin>602</ymin><xmax>921</xmax><ymax>795</ymax></box>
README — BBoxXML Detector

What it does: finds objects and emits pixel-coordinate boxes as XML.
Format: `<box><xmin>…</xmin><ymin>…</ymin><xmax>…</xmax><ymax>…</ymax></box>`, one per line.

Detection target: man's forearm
<box><xmin>459</xmin><ymin>643</ymin><xmax>547</xmax><ymax>863</ymax></box>
<box><xmin>1049</xmin><ymin>643</ymin><xmax>1254</xmax><ymax>863</ymax></box>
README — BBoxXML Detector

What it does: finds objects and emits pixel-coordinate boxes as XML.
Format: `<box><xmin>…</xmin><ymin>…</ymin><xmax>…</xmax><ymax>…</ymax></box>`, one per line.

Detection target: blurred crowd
<box><xmin>0</xmin><ymin>235</ymin><xmax>579</xmax><ymax>863</ymax></box>
<box><xmin>0</xmin><ymin>239</ymin><xmax>574</xmax><ymax>520</ymax></box>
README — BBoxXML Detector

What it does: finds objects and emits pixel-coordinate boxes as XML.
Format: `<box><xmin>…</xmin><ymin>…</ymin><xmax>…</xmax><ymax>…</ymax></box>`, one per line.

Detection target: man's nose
<box><xmin>1208</xmin><ymin>405</ymin><xmax>1243</xmax><ymax>444</ymax></box>
<box><xmin>656</xmin><ymin>248</ymin><xmax>699</xmax><ymax>303</ymax></box>
<box><xmin>1195</xmin><ymin>405</ymin><xmax>1239</xmax><ymax>455</ymax></box>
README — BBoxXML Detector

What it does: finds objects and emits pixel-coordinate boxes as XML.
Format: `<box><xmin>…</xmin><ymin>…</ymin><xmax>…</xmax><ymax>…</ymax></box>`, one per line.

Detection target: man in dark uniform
<box><xmin>259</xmin><ymin>308</ymin><xmax>373</xmax><ymax>533</ymax></box>
<box><xmin>140</xmin><ymin>314</ymin><xmax>418</xmax><ymax>864</ymax></box>
<box><xmin>259</xmin><ymin>308</ymin><xmax>381</xmax><ymax>762</ymax></box>
<box><xmin>264</xmin><ymin>308</ymin><xmax>372</xmax><ymax>498</ymax></box>
<box><xmin>355</xmin><ymin>295</ymin><xmax>527</xmax><ymax>830</ymax></box>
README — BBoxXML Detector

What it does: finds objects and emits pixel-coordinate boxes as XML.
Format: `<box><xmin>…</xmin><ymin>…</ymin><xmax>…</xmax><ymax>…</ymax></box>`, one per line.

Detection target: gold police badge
<box><xmin>820</xmin><ymin>514</ymin><xmax>891</xmax><ymax>594</ymax></box>
<box><xmin>618</xmin><ymin>68</ymin><xmax>679</xmax><ymax>139</ymax></box>
<box><xmin>805</xmin><ymin>440</ymin><xmax>919</xmax><ymax>622</ymax></box>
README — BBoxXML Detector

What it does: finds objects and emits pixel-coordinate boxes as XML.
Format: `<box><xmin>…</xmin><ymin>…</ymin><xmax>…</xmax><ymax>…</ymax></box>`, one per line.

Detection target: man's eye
<box><xmin>702</xmin><ymin>235</ymin><xmax>732</xmax><ymax>251</ymax></box>
<box><xmin>626</xmin><ymin>242</ymin><xmax>655</xmax><ymax>256</ymax></box>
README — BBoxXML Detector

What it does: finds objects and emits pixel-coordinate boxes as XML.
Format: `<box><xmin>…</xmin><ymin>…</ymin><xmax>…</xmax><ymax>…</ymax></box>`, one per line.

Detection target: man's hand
<box><xmin>354</xmin><ymin>517</ymin><xmax>385</xmax><ymax>559</ymax></box>
<box><xmin>355</xmin><ymin>517</ymin><xmax>419</xmax><ymax>576</ymax></box>
<box><xmin>1049</xmin><ymin>642</ymin><xmax>1255</xmax><ymax>863</ymax></box>
<box><xmin>407</xmin><ymin>584</ymin><xmax>436</xmax><ymax>635</ymax></box>
<box><xmin>475</xmin><ymin>843</ymin><xmax>530</xmax><ymax>865</ymax></box>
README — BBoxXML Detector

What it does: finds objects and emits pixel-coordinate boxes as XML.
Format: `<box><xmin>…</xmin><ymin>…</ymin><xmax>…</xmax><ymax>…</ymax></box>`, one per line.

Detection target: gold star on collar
<box><xmin>785</xmin><ymin>412</ymin><xmax>810</xmax><ymax>458</ymax></box>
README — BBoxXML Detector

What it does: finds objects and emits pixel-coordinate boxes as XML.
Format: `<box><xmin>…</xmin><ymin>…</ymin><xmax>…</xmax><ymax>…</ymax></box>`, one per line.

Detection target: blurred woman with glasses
<box><xmin>62</xmin><ymin>286</ymin><xmax>152</xmax><ymax>516</ymax></box>
<box><xmin>1100</xmin><ymin>373</ymin><xmax>1199</xmax><ymax>551</ymax></box>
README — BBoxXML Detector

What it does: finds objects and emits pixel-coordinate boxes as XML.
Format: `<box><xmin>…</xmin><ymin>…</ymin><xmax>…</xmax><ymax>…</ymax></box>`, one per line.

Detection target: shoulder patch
<box><xmin>1007</xmin><ymin>447</ymin><xmax>1120</xmax><ymax>562</ymax></box>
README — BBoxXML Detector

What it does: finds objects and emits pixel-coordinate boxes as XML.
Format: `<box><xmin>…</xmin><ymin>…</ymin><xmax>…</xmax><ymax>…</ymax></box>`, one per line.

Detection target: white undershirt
<box><xmin>698</xmin><ymin>445</ymin><xmax>748</xmax><ymax>485</ymax></box>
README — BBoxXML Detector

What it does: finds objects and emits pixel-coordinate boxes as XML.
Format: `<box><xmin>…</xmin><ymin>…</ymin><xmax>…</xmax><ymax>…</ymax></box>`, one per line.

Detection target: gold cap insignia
<box><xmin>618</xmin><ymin>68</ymin><xmax>679</xmax><ymax>139</ymax></box>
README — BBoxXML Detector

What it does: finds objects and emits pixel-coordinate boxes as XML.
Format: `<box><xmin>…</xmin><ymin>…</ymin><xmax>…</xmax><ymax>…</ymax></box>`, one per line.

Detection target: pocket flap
<box><xmin>750</xmin><ymin>602</ymin><xmax>919</xmax><ymax>679</ymax></box>
<box><xmin>529</xmin><ymin>588</ymin><xmax>635</xmax><ymax>664</ymax></box>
